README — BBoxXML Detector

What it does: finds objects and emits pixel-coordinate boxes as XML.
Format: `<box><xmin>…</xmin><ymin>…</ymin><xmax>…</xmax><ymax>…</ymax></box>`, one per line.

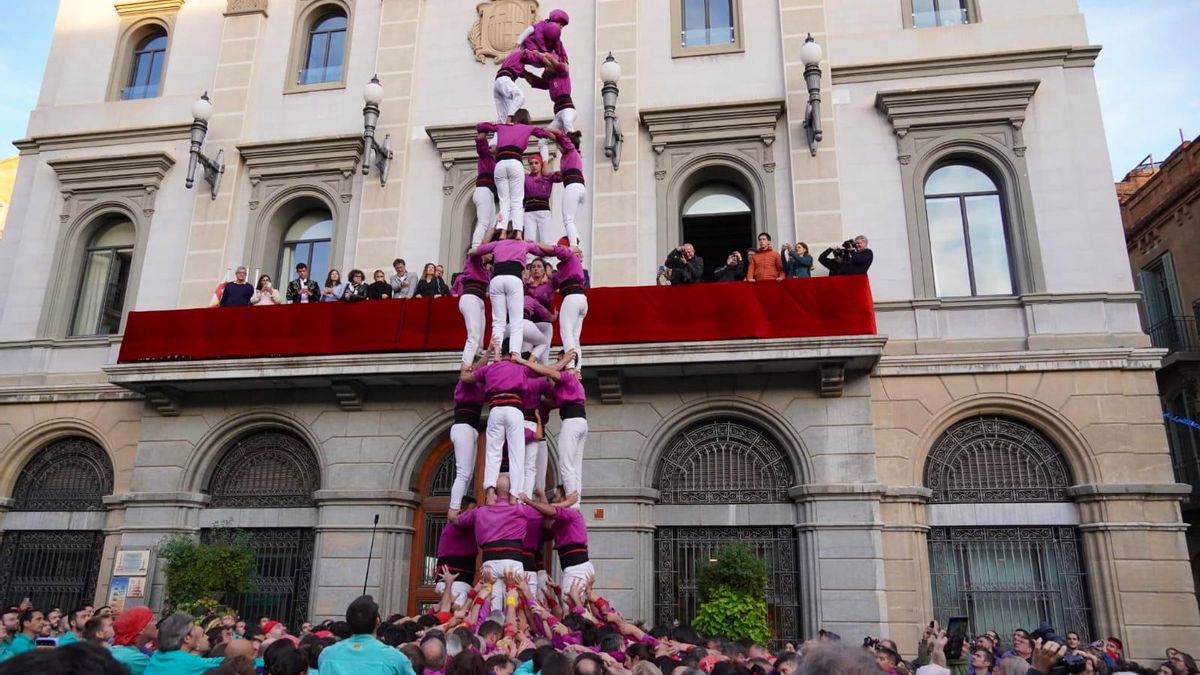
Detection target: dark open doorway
<box><xmin>680</xmin><ymin>180</ymin><xmax>754</xmax><ymax>281</ymax></box>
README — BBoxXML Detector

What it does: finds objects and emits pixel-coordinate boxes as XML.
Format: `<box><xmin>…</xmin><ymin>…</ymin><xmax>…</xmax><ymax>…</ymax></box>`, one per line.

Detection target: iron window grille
<box><xmin>12</xmin><ymin>437</ymin><xmax>113</xmax><ymax>512</ymax></box>
<box><xmin>655</xmin><ymin>419</ymin><xmax>794</xmax><ymax>504</ymax></box>
<box><xmin>0</xmin><ymin>531</ymin><xmax>106</xmax><ymax>612</ymax></box>
<box><xmin>924</xmin><ymin>416</ymin><xmax>1072</xmax><ymax>504</ymax></box>
<box><xmin>207</xmin><ymin>431</ymin><xmax>321</xmax><ymax>508</ymax></box>
<box><xmin>201</xmin><ymin>528</ymin><xmax>315</xmax><ymax>630</ymax></box>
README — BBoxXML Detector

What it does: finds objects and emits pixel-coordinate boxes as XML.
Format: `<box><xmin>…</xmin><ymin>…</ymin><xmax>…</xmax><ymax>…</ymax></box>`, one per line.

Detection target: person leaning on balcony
<box><xmin>342</xmin><ymin>269</ymin><xmax>368</xmax><ymax>303</ymax></box>
<box><xmin>251</xmin><ymin>275</ymin><xmax>282</xmax><ymax>305</ymax></box>
<box><xmin>745</xmin><ymin>232</ymin><xmax>784</xmax><ymax>283</ymax></box>
<box><xmin>389</xmin><ymin>258</ymin><xmax>417</xmax><ymax>299</ymax></box>
<box><xmin>286</xmin><ymin>263</ymin><xmax>321</xmax><ymax>304</ymax></box>
<box><xmin>366</xmin><ymin>270</ymin><xmax>395</xmax><ymax>300</ymax></box>
<box><xmin>659</xmin><ymin>244</ymin><xmax>703</xmax><ymax>285</ymax></box>
<box><xmin>219</xmin><ymin>266</ymin><xmax>254</xmax><ymax>307</ymax></box>
<box><xmin>713</xmin><ymin>251</ymin><xmax>745</xmax><ymax>282</ymax></box>
<box><xmin>782</xmin><ymin>242</ymin><xmax>813</xmax><ymax>278</ymax></box>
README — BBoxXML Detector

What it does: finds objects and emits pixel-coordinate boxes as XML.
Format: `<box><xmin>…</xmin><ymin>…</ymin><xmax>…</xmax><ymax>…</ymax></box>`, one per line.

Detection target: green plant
<box><xmin>159</xmin><ymin>530</ymin><xmax>254</xmax><ymax>614</ymax></box>
<box><xmin>692</xmin><ymin>586</ymin><xmax>771</xmax><ymax>644</ymax></box>
<box><xmin>697</xmin><ymin>543</ymin><xmax>768</xmax><ymax>601</ymax></box>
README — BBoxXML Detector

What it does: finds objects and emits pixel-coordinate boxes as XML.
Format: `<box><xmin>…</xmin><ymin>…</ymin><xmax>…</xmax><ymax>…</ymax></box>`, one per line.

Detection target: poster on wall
<box><xmin>107</xmin><ymin>577</ymin><xmax>130</xmax><ymax>613</ymax></box>
<box><xmin>114</xmin><ymin>550</ymin><xmax>151</xmax><ymax>576</ymax></box>
<box><xmin>127</xmin><ymin>577</ymin><xmax>146</xmax><ymax>599</ymax></box>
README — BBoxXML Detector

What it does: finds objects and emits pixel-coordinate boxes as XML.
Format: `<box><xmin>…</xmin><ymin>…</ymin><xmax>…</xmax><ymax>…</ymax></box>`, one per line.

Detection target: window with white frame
<box><xmin>71</xmin><ymin>219</ymin><xmax>135</xmax><ymax>337</ymax></box>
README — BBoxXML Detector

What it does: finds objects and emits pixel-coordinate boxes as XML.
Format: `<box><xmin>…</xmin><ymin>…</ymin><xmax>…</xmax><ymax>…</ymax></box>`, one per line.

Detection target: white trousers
<box><xmin>481</xmin><ymin>559</ymin><xmax>525</xmax><ymax>614</ymax></box>
<box><xmin>535</xmin><ymin>439</ymin><xmax>549</xmax><ymax>498</ymax></box>
<box><xmin>538</xmin><ymin>107</ymin><xmax>577</xmax><ymax>161</ymax></box>
<box><xmin>561</xmin><ymin>560</ymin><xmax>595</xmax><ymax>596</ymax></box>
<box><xmin>522</xmin><ymin>320</ymin><xmax>551</xmax><ymax>364</ymax></box>
<box><xmin>484</xmin><ymin>405</ymin><xmax>527</xmax><ymax>497</ymax></box>
<box><xmin>449</xmin><ymin>422</ymin><xmax>478</xmax><ymax>510</ymax></box>
<box><xmin>434</xmin><ymin>580</ymin><xmax>473</xmax><ymax>609</ymax></box>
<box><xmin>523</xmin><ymin>210</ymin><xmax>552</xmax><ymax>247</ymax></box>
<box><xmin>493</xmin><ymin>76</ymin><xmax>525</xmax><ymax>122</ymax></box>
<box><xmin>559</xmin><ymin>294</ymin><xmax>588</xmax><ymax>369</ymax></box>
<box><xmin>494</xmin><ymin>159</ymin><xmax>526</xmax><ymax>231</ymax></box>
<box><xmin>558</xmin><ymin>416</ymin><xmax>587</xmax><ymax>505</ymax></box>
<box><xmin>561</xmin><ymin>183</ymin><xmax>586</xmax><ymax>245</ymax></box>
<box><xmin>459</xmin><ymin>294</ymin><xmax>485</xmax><ymax>365</ymax></box>
<box><xmin>488</xmin><ymin>275</ymin><xmax>524</xmax><ymax>353</ymax></box>
<box><xmin>472</xmin><ymin>186</ymin><xmax>497</xmax><ymax>246</ymax></box>
<box><xmin>521</xmin><ymin>420</ymin><xmax>545</xmax><ymax>497</ymax></box>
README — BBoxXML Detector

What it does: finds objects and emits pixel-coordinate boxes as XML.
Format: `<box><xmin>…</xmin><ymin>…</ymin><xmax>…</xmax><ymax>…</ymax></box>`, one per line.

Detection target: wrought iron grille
<box><xmin>201</xmin><ymin>528</ymin><xmax>315</xmax><ymax>628</ymax></box>
<box><xmin>421</xmin><ymin>514</ymin><xmax>448</xmax><ymax>586</ymax></box>
<box><xmin>924</xmin><ymin>416</ymin><xmax>1072</xmax><ymax>503</ymax></box>
<box><xmin>929</xmin><ymin>526</ymin><xmax>1092</xmax><ymax>641</ymax></box>
<box><xmin>655</xmin><ymin>419</ymin><xmax>794</xmax><ymax>504</ymax></box>
<box><xmin>0</xmin><ymin>530</ymin><xmax>105</xmax><ymax>610</ymax></box>
<box><xmin>655</xmin><ymin>527</ymin><xmax>800</xmax><ymax>644</ymax></box>
<box><xmin>207</xmin><ymin>432</ymin><xmax>320</xmax><ymax>508</ymax></box>
<box><xmin>429</xmin><ymin>452</ymin><xmax>463</xmax><ymax>497</ymax></box>
<box><xmin>12</xmin><ymin>437</ymin><xmax>113</xmax><ymax>511</ymax></box>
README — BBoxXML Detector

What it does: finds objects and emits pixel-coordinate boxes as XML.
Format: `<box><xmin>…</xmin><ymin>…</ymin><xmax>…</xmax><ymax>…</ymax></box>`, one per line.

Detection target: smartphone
<box><xmin>945</xmin><ymin>616</ymin><xmax>969</xmax><ymax>661</ymax></box>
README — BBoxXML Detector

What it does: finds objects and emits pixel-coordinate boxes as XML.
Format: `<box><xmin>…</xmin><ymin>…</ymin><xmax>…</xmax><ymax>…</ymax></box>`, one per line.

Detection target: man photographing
<box><xmin>818</xmin><ymin>235</ymin><xmax>873</xmax><ymax>276</ymax></box>
<box><xmin>660</xmin><ymin>243</ymin><xmax>703</xmax><ymax>285</ymax></box>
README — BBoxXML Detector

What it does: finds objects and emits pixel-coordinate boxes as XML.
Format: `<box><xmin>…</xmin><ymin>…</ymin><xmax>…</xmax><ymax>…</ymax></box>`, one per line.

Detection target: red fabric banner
<box><xmin>117</xmin><ymin>276</ymin><xmax>876</xmax><ymax>363</ymax></box>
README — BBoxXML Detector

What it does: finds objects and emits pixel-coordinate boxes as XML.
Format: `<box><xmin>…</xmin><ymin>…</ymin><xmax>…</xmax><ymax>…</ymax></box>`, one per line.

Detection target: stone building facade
<box><xmin>0</xmin><ymin>0</ymin><xmax>1196</xmax><ymax>662</ymax></box>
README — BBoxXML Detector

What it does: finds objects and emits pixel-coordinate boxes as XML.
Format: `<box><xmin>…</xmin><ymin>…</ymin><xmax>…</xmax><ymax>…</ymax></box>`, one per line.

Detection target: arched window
<box><xmin>923</xmin><ymin>162</ymin><xmax>1014</xmax><ymax>297</ymax></box>
<box><xmin>207</xmin><ymin>431</ymin><xmax>321</xmax><ymax>508</ymax></box>
<box><xmin>279</xmin><ymin>211</ymin><xmax>333</xmax><ymax>289</ymax></box>
<box><xmin>12</xmin><ymin>437</ymin><xmax>114</xmax><ymax>511</ymax></box>
<box><xmin>300</xmin><ymin>10</ymin><xmax>348</xmax><ymax>85</ymax></box>
<box><xmin>655</xmin><ymin>419</ymin><xmax>793</xmax><ymax>504</ymax></box>
<box><xmin>680</xmin><ymin>181</ymin><xmax>754</xmax><ymax>281</ymax></box>
<box><xmin>124</xmin><ymin>31</ymin><xmax>167</xmax><ymax>99</ymax></box>
<box><xmin>71</xmin><ymin>218</ymin><xmax>135</xmax><ymax>337</ymax></box>
<box><xmin>924</xmin><ymin>416</ymin><xmax>1092</xmax><ymax>640</ymax></box>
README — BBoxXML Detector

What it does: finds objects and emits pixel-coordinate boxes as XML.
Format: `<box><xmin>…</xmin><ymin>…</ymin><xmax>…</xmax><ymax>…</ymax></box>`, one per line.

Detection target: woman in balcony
<box><xmin>783</xmin><ymin>242</ymin><xmax>813</xmax><ymax>279</ymax></box>
<box><xmin>321</xmin><ymin>269</ymin><xmax>345</xmax><ymax>302</ymax></box>
<box><xmin>415</xmin><ymin>263</ymin><xmax>450</xmax><ymax>298</ymax></box>
<box><xmin>341</xmin><ymin>269</ymin><xmax>368</xmax><ymax>303</ymax></box>
<box><xmin>250</xmin><ymin>275</ymin><xmax>282</xmax><ymax>305</ymax></box>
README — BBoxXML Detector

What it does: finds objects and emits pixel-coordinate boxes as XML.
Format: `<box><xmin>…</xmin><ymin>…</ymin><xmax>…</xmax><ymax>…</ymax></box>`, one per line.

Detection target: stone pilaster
<box><xmin>776</xmin><ymin>0</ymin><xmax>843</xmax><ymax>247</ymax></box>
<box><xmin>878</xmin><ymin>487</ymin><xmax>933</xmax><ymax>652</ymax></box>
<box><xmin>356</xmin><ymin>0</ymin><xmax>422</xmax><ymax>271</ymax></box>
<box><xmin>589</xmin><ymin>0</ymin><xmax>640</xmax><ymax>286</ymax></box>
<box><xmin>115</xmin><ymin>491</ymin><xmax>210</xmax><ymax>610</ymax></box>
<box><xmin>178</xmin><ymin>9</ymin><xmax>267</xmax><ymax>307</ymax></box>
<box><xmin>582</xmin><ymin>487</ymin><xmax>657</xmax><ymax>621</ymax></box>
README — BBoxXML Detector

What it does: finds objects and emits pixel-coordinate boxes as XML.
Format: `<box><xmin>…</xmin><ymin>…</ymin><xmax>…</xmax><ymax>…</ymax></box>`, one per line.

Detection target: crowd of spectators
<box><xmin>657</xmin><ymin>234</ymin><xmax>872</xmax><ymax>285</ymax></box>
<box><xmin>217</xmin><ymin>259</ymin><xmax>456</xmax><ymax>307</ymax></box>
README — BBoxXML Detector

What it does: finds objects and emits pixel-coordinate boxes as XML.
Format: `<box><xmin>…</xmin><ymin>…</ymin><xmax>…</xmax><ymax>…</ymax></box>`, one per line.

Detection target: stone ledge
<box><xmin>313</xmin><ymin>489</ymin><xmax>419</xmax><ymax>506</ymax></box>
<box><xmin>1068</xmin><ymin>483</ymin><xmax>1191</xmax><ymax>501</ymax></box>
<box><xmin>115</xmin><ymin>491</ymin><xmax>210</xmax><ymax>507</ymax></box>
<box><xmin>882</xmin><ymin>486</ymin><xmax>933</xmax><ymax>502</ymax></box>
<box><xmin>582</xmin><ymin>487</ymin><xmax>660</xmax><ymax>502</ymax></box>
<box><xmin>1077</xmin><ymin>522</ymin><xmax>1189</xmax><ymax>533</ymax></box>
<box><xmin>790</xmin><ymin>483</ymin><xmax>888</xmax><ymax>501</ymax></box>
<box><xmin>875</xmin><ymin>347</ymin><xmax>1164</xmax><ymax>376</ymax></box>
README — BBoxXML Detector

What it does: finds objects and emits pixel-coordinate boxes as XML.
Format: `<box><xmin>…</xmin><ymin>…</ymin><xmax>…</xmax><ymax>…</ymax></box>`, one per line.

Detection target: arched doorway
<box><xmin>680</xmin><ymin>170</ymin><xmax>754</xmax><ymax>281</ymax></box>
<box><xmin>0</xmin><ymin>437</ymin><xmax>113</xmax><ymax>610</ymax></box>
<box><xmin>652</xmin><ymin>418</ymin><xmax>800</xmax><ymax>642</ymax></box>
<box><xmin>202</xmin><ymin>430</ymin><xmax>320</xmax><ymax>628</ymax></box>
<box><xmin>924</xmin><ymin>415</ymin><xmax>1093</xmax><ymax>639</ymax></box>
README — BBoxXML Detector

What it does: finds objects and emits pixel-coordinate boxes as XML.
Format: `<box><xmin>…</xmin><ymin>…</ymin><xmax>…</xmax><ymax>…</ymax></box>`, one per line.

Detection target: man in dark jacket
<box><xmin>818</xmin><ymin>235</ymin><xmax>873</xmax><ymax>276</ymax></box>
<box><xmin>713</xmin><ymin>251</ymin><xmax>745</xmax><ymax>282</ymax></box>
<box><xmin>286</xmin><ymin>263</ymin><xmax>321</xmax><ymax>303</ymax></box>
<box><xmin>661</xmin><ymin>244</ymin><xmax>704</xmax><ymax>285</ymax></box>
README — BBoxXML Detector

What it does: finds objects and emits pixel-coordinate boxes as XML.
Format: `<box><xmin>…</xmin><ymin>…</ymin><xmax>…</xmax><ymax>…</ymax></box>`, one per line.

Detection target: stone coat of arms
<box><xmin>469</xmin><ymin>0</ymin><xmax>540</xmax><ymax>63</ymax></box>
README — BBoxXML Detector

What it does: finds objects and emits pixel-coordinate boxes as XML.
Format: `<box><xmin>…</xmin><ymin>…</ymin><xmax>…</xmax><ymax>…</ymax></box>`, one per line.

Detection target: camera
<box><xmin>1030</xmin><ymin>623</ymin><xmax>1087</xmax><ymax>674</ymax></box>
<box><xmin>831</xmin><ymin>239</ymin><xmax>855</xmax><ymax>261</ymax></box>
<box><xmin>863</xmin><ymin>637</ymin><xmax>879</xmax><ymax>649</ymax></box>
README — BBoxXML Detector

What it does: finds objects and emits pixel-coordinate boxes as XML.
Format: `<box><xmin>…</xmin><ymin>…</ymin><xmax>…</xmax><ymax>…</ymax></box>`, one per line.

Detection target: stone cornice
<box><xmin>789</xmin><ymin>483</ymin><xmax>888</xmax><ymax>501</ymax></box>
<box><xmin>224</xmin><ymin>0</ymin><xmax>267</xmax><ymax>17</ymax></box>
<box><xmin>425</xmin><ymin>119</ymin><xmax>554</xmax><ymax>170</ymax></box>
<box><xmin>14</xmin><ymin>123</ymin><xmax>193</xmax><ymax>155</ymax></box>
<box><xmin>875</xmin><ymin>347</ymin><xmax>1165</xmax><ymax>376</ymax></box>
<box><xmin>874</xmin><ymin>291</ymin><xmax>1142</xmax><ymax>312</ymax></box>
<box><xmin>875</xmin><ymin>80</ymin><xmax>1040</xmax><ymax>137</ymax></box>
<box><xmin>640</xmin><ymin>99</ymin><xmax>785</xmax><ymax>149</ymax></box>
<box><xmin>114</xmin><ymin>0</ymin><xmax>185</xmax><ymax>17</ymax></box>
<box><xmin>48</xmin><ymin>151</ymin><xmax>175</xmax><ymax>195</ymax></box>
<box><xmin>1068</xmin><ymin>483</ymin><xmax>1191</xmax><ymax>501</ymax></box>
<box><xmin>0</xmin><ymin>383</ymin><xmax>141</xmax><ymax>404</ymax></box>
<box><xmin>312</xmin><ymin>489</ymin><xmax>420</xmax><ymax>506</ymax></box>
<box><xmin>237</xmin><ymin>134</ymin><xmax>363</xmax><ymax>183</ymax></box>
<box><xmin>116</xmin><ymin>491</ymin><xmax>210</xmax><ymax>507</ymax></box>
<box><xmin>833</xmin><ymin>45</ymin><xmax>1101</xmax><ymax>84</ymax></box>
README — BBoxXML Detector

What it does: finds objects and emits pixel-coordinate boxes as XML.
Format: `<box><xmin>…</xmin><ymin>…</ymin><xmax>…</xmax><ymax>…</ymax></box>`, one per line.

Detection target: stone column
<box><xmin>356</xmin><ymin>0</ymin><xmax>423</xmax><ymax>271</ymax></box>
<box><xmin>584</xmin><ymin>487</ymin><xmax>657</xmax><ymax>621</ymax></box>
<box><xmin>590</xmin><ymin>0</ymin><xmax>640</xmax><ymax>286</ymax></box>
<box><xmin>310</xmin><ymin>490</ymin><xmax>418</xmax><ymax>621</ymax></box>
<box><xmin>115</xmin><ymin>492</ymin><xmax>210</xmax><ymax>611</ymax></box>
<box><xmin>776</xmin><ymin>0</ymin><xmax>844</xmax><ymax>246</ymax></box>
<box><xmin>178</xmin><ymin>4</ymin><xmax>269</xmax><ymax>306</ymax></box>
<box><xmin>878</xmin><ymin>487</ymin><xmax>933</xmax><ymax>650</ymax></box>
<box><xmin>1071</xmin><ymin>484</ymin><xmax>1200</xmax><ymax>662</ymax></box>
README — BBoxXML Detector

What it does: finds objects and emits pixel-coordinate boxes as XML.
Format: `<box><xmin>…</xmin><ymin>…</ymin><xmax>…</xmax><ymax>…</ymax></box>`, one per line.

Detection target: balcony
<box><xmin>105</xmin><ymin>277</ymin><xmax>884</xmax><ymax>405</ymax></box>
<box><xmin>1147</xmin><ymin>316</ymin><xmax>1200</xmax><ymax>354</ymax></box>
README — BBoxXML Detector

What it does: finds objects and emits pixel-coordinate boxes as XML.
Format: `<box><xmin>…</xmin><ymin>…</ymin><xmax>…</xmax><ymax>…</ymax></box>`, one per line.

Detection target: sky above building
<box><xmin>0</xmin><ymin>0</ymin><xmax>1194</xmax><ymax>179</ymax></box>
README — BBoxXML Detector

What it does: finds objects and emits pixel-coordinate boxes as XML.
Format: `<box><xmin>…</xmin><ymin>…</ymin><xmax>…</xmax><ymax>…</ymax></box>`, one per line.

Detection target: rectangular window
<box><xmin>673</xmin><ymin>0</ymin><xmax>742</xmax><ymax>57</ymax></box>
<box><xmin>1138</xmin><ymin>253</ymin><xmax>1186</xmax><ymax>349</ymax></box>
<box><xmin>911</xmin><ymin>0</ymin><xmax>971</xmax><ymax>28</ymax></box>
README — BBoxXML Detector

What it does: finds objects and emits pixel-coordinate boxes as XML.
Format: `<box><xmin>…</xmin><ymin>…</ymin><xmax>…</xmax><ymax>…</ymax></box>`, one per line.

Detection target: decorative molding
<box><xmin>47</xmin><ymin>151</ymin><xmax>175</xmax><ymax>225</ymax></box>
<box><xmin>832</xmin><ymin>45</ymin><xmax>1101</xmax><ymax>84</ymax></box>
<box><xmin>238</xmin><ymin>134</ymin><xmax>362</xmax><ymax>209</ymax></box>
<box><xmin>640</xmin><ymin>99</ymin><xmax>785</xmax><ymax>148</ymax></box>
<box><xmin>144</xmin><ymin>386</ymin><xmax>183</xmax><ymax>416</ymax></box>
<box><xmin>114</xmin><ymin>0</ymin><xmax>185</xmax><ymax>16</ymax></box>
<box><xmin>468</xmin><ymin>0</ymin><xmax>540</xmax><ymax>64</ymax></box>
<box><xmin>331</xmin><ymin>380</ymin><xmax>365</xmax><ymax>411</ymax></box>
<box><xmin>595</xmin><ymin>370</ymin><xmax>623</xmax><ymax>405</ymax></box>
<box><xmin>14</xmin><ymin>123</ymin><xmax>193</xmax><ymax>155</ymax></box>
<box><xmin>224</xmin><ymin>0</ymin><xmax>267</xmax><ymax>16</ymax></box>
<box><xmin>874</xmin><ymin>291</ymin><xmax>1143</xmax><ymax>312</ymax></box>
<box><xmin>875</xmin><ymin>347</ymin><xmax>1165</xmax><ymax>376</ymax></box>
<box><xmin>0</xmin><ymin>383</ymin><xmax>141</xmax><ymax>404</ymax></box>
<box><xmin>1067</xmin><ymin>482</ymin><xmax>1191</xmax><ymax>501</ymax></box>
<box><xmin>818</xmin><ymin>362</ymin><xmax>844</xmax><ymax>398</ymax></box>
<box><xmin>875</xmin><ymin>80</ymin><xmax>1039</xmax><ymax>157</ymax></box>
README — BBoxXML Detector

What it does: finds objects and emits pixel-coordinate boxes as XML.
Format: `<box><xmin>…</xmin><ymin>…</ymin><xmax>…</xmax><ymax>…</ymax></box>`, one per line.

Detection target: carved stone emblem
<box><xmin>469</xmin><ymin>0</ymin><xmax>540</xmax><ymax>64</ymax></box>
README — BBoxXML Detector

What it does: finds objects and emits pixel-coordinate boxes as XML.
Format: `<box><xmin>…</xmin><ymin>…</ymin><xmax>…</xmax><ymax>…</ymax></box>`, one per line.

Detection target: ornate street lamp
<box><xmin>600</xmin><ymin>52</ymin><xmax>623</xmax><ymax>171</ymax></box>
<box><xmin>800</xmin><ymin>34</ymin><xmax>824</xmax><ymax>156</ymax></box>
<box><xmin>361</xmin><ymin>75</ymin><xmax>393</xmax><ymax>186</ymax></box>
<box><xmin>186</xmin><ymin>92</ymin><xmax>224</xmax><ymax>199</ymax></box>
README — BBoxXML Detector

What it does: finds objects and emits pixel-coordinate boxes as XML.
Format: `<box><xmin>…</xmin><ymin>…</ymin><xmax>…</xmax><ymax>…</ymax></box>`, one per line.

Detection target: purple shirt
<box><xmin>522</xmin><ymin>20</ymin><xmax>569</xmax><ymax>64</ymax></box>
<box><xmin>475</xmin><ymin>239</ymin><xmax>542</xmax><ymax>265</ymax></box>
<box><xmin>497</xmin><ymin>48</ymin><xmax>542</xmax><ymax>78</ymax></box>
<box><xmin>551</xmin><ymin>506</ymin><xmax>588</xmax><ymax>549</ymax></box>
<box><xmin>551</xmin><ymin>370</ymin><xmax>585</xmax><ymax>407</ymax></box>
<box><xmin>454</xmin><ymin>379</ymin><xmax>485</xmax><ymax>407</ymax></box>
<box><xmin>524</xmin><ymin>172</ymin><xmax>561</xmax><ymax>201</ymax></box>
<box><xmin>476</xmin><ymin>122</ymin><xmax>552</xmax><ymax>156</ymax></box>
<box><xmin>528</xmin><ymin>68</ymin><xmax>572</xmax><ymax>101</ymax></box>
<box><xmin>476</xmin><ymin>135</ymin><xmax>496</xmax><ymax>176</ymax></box>
<box><xmin>457</xmin><ymin>501</ymin><xmax>538</xmax><ymax>546</ymax></box>
<box><xmin>437</xmin><ymin>518</ymin><xmax>477</xmax><ymax>558</ymax></box>
<box><xmin>522</xmin><ymin>508</ymin><xmax>546</xmax><ymax>552</ymax></box>
<box><xmin>453</xmin><ymin>255</ymin><xmax>492</xmax><ymax>296</ymax></box>
<box><xmin>524</xmin><ymin>295</ymin><xmax>553</xmax><ymax>322</ymax></box>
<box><xmin>472</xmin><ymin>359</ymin><xmax>537</xmax><ymax>399</ymax></box>
<box><xmin>557</xmin><ymin>134</ymin><xmax>582</xmax><ymax>174</ymax></box>
<box><xmin>552</xmin><ymin>246</ymin><xmax>586</xmax><ymax>286</ymax></box>
<box><xmin>526</xmin><ymin>280</ymin><xmax>555</xmax><ymax>308</ymax></box>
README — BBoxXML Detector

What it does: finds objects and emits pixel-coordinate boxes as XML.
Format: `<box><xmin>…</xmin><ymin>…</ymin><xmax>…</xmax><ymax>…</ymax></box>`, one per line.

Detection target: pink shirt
<box><xmin>472</xmin><ymin>359</ymin><xmax>537</xmax><ymax>399</ymax></box>
<box><xmin>496</xmin><ymin>48</ymin><xmax>542</xmax><ymax>79</ymax></box>
<box><xmin>475</xmin><ymin>135</ymin><xmax>496</xmax><ymax>177</ymax></box>
<box><xmin>522</xmin><ymin>20</ymin><xmax>569</xmax><ymax>64</ymax></box>
<box><xmin>437</xmin><ymin>518</ymin><xmax>477</xmax><ymax>558</ymax></box>
<box><xmin>525</xmin><ymin>280</ymin><xmax>555</xmax><ymax>307</ymax></box>
<box><xmin>552</xmin><ymin>246</ymin><xmax>586</xmax><ymax>286</ymax></box>
<box><xmin>556</xmin><ymin>134</ymin><xmax>583</xmax><ymax>174</ymax></box>
<box><xmin>550</xmin><ymin>370</ymin><xmax>585</xmax><ymax>407</ymax></box>
<box><xmin>551</xmin><ymin>506</ymin><xmax>588</xmax><ymax>549</ymax></box>
<box><xmin>524</xmin><ymin>295</ymin><xmax>553</xmax><ymax>322</ymax></box>
<box><xmin>453</xmin><ymin>379</ymin><xmax>485</xmax><ymax>407</ymax></box>
<box><xmin>475</xmin><ymin>239</ymin><xmax>543</xmax><ymax>265</ymax></box>
<box><xmin>456</xmin><ymin>501</ymin><xmax>537</xmax><ymax>545</ymax></box>
<box><xmin>523</xmin><ymin>172</ymin><xmax>561</xmax><ymax>204</ymax></box>
<box><xmin>476</xmin><ymin>123</ymin><xmax>552</xmax><ymax>159</ymax></box>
